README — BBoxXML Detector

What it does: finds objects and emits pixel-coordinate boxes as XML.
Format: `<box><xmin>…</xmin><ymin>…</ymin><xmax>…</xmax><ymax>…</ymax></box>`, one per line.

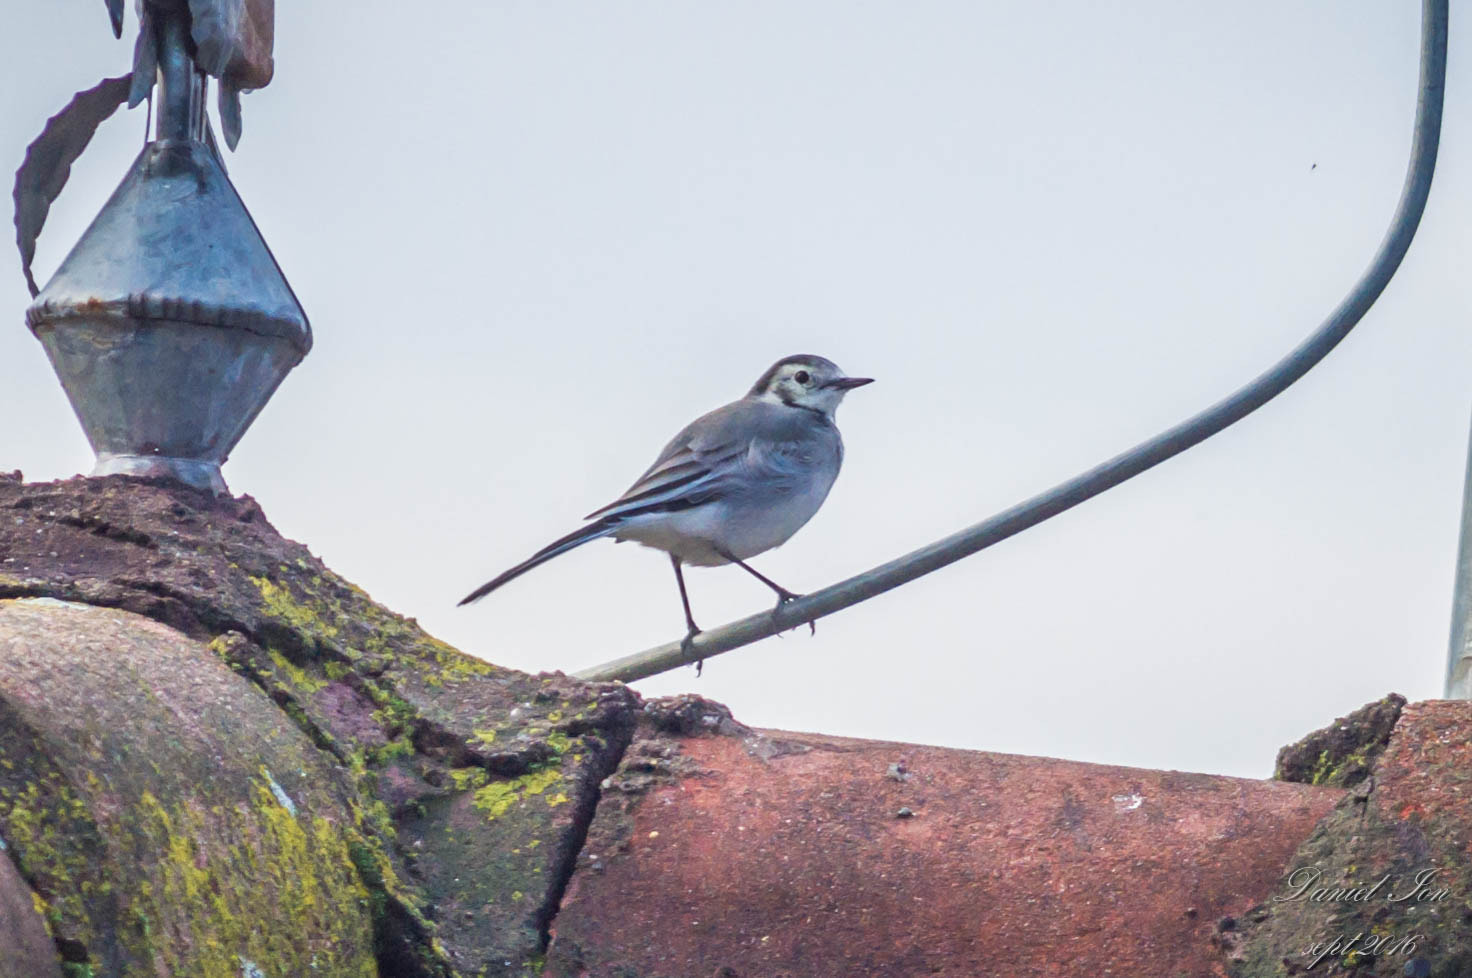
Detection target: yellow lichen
<box><xmin>449</xmin><ymin>767</ymin><xmax>490</xmax><ymax>791</ymax></box>
<box><xmin>436</xmin><ymin>650</ymin><xmax>495</xmax><ymax>684</ymax></box>
<box><xmin>30</xmin><ymin>891</ymin><xmax>51</xmax><ymax>934</ymax></box>
<box><xmin>251</xmin><ymin>576</ymin><xmax>340</xmax><ymax>642</ymax></box>
<box><xmin>472</xmin><ymin>768</ymin><xmax>562</xmax><ymax>821</ymax></box>
<box><xmin>268</xmin><ymin>649</ymin><xmax>326</xmax><ymax>694</ymax></box>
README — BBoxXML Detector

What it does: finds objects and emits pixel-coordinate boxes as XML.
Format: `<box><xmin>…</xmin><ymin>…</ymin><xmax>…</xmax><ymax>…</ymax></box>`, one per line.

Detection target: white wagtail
<box><xmin>459</xmin><ymin>354</ymin><xmax>872</xmax><ymax>655</ymax></box>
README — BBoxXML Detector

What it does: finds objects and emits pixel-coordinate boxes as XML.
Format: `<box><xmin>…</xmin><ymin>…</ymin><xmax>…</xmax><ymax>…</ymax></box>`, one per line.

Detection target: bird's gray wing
<box><xmin>583</xmin><ymin>401</ymin><xmax>761</xmax><ymax>521</ymax></box>
<box><xmin>739</xmin><ymin>434</ymin><xmax>827</xmax><ymax>491</ymax></box>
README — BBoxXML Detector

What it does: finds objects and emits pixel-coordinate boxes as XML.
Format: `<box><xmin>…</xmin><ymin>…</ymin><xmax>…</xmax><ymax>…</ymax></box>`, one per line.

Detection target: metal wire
<box><xmin>577</xmin><ymin>0</ymin><xmax>1449</xmax><ymax>685</ymax></box>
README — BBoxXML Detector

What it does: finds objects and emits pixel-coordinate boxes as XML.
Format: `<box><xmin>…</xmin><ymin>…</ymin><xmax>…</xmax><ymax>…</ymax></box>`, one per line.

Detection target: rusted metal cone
<box><xmin>25</xmin><ymin>137</ymin><xmax>310</xmax><ymax>494</ymax></box>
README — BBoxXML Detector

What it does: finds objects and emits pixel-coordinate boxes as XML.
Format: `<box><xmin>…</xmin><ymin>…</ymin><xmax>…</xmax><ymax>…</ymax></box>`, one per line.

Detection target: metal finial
<box><xmin>23</xmin><ymin>6</ymin><xmax>308</xmax><ymax>494</ymax></box>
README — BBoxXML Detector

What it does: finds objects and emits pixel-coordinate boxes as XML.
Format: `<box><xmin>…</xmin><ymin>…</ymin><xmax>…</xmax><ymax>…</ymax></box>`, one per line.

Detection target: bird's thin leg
<box><xmin>716</xmin><ymin>548</ymin><xmax>816</xmax><ymax>636</ymax></box>
<box><xmin>670</xmin><ymin>556</ymin><xmax>704</xmax><ymax>672</ymax></box>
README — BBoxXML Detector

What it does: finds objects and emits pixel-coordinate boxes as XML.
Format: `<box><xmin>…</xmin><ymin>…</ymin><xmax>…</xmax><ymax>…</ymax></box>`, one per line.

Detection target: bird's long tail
<box><xmin>458</xmin><ymin>517</ymin><xmax>621</xmax><ymax>606</ymax></box>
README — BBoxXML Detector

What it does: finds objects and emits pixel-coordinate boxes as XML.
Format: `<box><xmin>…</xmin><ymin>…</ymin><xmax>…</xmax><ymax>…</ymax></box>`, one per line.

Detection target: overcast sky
<box><xmin>3</xmin><ymin>2</ymin><xmax>1468</xmax><ymax>779</ymax></box>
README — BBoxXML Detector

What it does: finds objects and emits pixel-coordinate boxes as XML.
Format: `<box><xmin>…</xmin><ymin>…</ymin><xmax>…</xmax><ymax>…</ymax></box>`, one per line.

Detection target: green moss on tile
<box><xmin>116</xmin><ymin>779</ymin><xmax>377</xmax><ymax>978</ymax></box>
<box><xmin>364</xmin><ymin>738</ymin><xmax>414</xmax><ymax>767</ymax></box>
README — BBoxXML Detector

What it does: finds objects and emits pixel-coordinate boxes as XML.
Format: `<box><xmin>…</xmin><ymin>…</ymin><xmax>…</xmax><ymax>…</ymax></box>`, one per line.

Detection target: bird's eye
<box><xmin>794</xmin><ymin>370</ymin><xmax>811</xmax><ymax>385</ymax></box>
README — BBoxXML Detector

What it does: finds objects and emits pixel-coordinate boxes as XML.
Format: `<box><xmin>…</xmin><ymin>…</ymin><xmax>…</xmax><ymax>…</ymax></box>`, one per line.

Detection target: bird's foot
<box><xmin>680</xmin><ymin>626</ymin><xmax>704</xmax><ymax>676</ymax></box>
<box><xmin>770</xmin><ymin>591</ymin><xmax>816</xmax><ymax>636</ymax></box>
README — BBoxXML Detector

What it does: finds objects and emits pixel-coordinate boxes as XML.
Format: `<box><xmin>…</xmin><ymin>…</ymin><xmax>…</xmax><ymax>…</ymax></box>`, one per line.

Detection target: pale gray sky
<box><xmin>3</xmin><ymin>2</ymin><xmax>1468</xmax><ymax>778</ymax></box>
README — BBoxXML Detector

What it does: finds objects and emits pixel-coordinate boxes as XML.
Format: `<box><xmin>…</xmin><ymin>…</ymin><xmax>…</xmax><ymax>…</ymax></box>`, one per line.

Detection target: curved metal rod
<box><xmin>577</xmin><ymin>0</ymin><xmax>1448</xmax><ymax>685</ymax></box>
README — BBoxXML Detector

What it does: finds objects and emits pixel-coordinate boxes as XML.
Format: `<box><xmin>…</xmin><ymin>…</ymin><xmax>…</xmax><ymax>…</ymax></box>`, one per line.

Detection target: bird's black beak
<box><xmin>825</xmin><ymin>376</ymin><xmax>875</xmax><ymax>391</ymax></box>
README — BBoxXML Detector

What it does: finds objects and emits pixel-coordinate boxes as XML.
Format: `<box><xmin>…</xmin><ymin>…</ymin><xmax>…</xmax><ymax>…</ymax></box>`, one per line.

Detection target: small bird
<box><xmin>459</xmin><ymin>354</ymin><xmax>873</xmax><ymax>656</ymax></box>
